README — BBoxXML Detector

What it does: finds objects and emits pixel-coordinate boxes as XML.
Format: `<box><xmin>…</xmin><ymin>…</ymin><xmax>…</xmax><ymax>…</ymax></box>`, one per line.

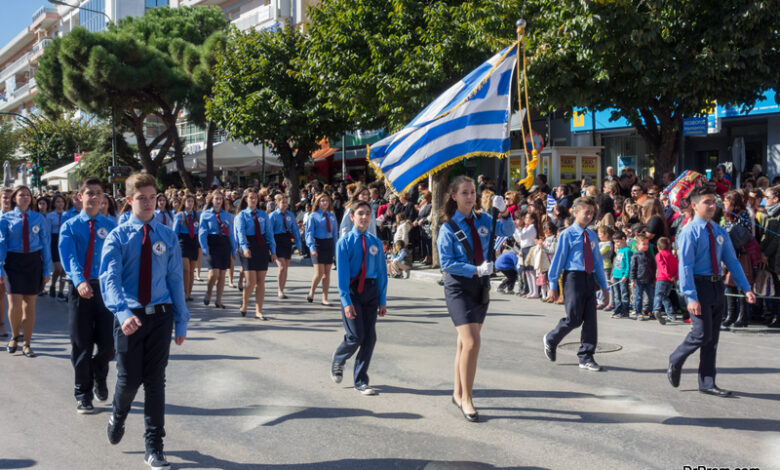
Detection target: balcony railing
<box><xmin>233</xmin><ymin>4</ymin><xmax>275</xmax><ymax>31</ymax></box>
<box><xmin>32</xmin><ymin>6</ymin><xmax>58</xmax><ymax>23</ymax></box>
<box><xmin>0</xmin><ymin>52</ymin><xmax>31</xmax><ymax>80</ymax></box>
<box><xmin>32</xmin><ymin>38</ymin><xmax>53</xmax><ymax>55</ymax></box>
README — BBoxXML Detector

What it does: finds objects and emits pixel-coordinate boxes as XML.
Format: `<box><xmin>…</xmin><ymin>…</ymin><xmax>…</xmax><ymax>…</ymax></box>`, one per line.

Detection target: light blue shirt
<box><xmin>269</xmin><ymin>209</ymin><xmax>302</xmax><ymax>251</ymax></box>
<box><xmin>46</xmin><ymin>210</ymin><xmax>66</xmax><ymax>234</ymax></box>
<box><xmin>118</xmin><ymin>211</ymin><xmax>132</xmax><ymax>225</ymax></box>
<box><xmin>198</xmin><ymin>208</ymin><xmax>237</xmax><ymax>255</ymax></box>
<box><xmin>63</xmin><ymin>207</ymin><xmax>80</xmax><ymax>223</ymax></box>
<box><xmin>59</xmin><ymin>211</ymin><xmax>117</xmax><ymax>286</ymax></box>
<box><xmin>305</xmin><ymin>210</ymin><xmax>338</xmax><ymax>254</ymax></box>
<box><xmin>336</xmin><ymin>228</ymin><xmax>388</xmax><ymax>307</ymax></box>
<box><xmin>235</xmin><ymin>208</ymin><xmax>276</xmax><ymax>254</ymax></box>
<box><xmin>99</xmin><ymin>215</ymin><xmax>190</xmax><ymax>338</ymax></box>
<box><xmin>339</xmin><ymin>207</ymin><xmax>377</xmax><ymax>238</ymax></box>
<box><xmin>677</xmin><ymin>216</ymin><xmax>751</xmax><ymax>302</ymax></box>
<box><xmin>0</xmin><ymin>207</ymin><xmax>52</xmax><ymax>277</ymax></box>
<box><xmin>547</xmin><ymin>224</ymin><xmax>608</xmax><ymax>291</ymax></box>
<box><xmin>172</xmin><ymin>211</ymin><xmax>200</xmax><ymax>237</ymax></box>
<box><xmin>437</xmin><ymin>210</ymin><xmax>513</xmax><ymax>278</ymax></box>
<box><xmin>153</xmin><ymin>209</ymin><xmax>174</xmax><ymax>229</ymax></box>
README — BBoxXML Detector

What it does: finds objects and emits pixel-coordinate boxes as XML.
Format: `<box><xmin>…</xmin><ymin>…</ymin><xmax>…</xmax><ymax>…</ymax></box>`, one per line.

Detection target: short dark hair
<box><xmin>689</xmin><ymin>186</ymin><xmax>716</xmax><ymax>204</ymax></box>
<box><xmin>612</xmin><ymin>231</ymin><xmax>626</xmax><ymax>240</ymax></box>
<box><xmin>79</xmin><ymin>177</ymin><xmax>103</xmax><ymax>193</ymax></box>
<box><xmin>352</xmin><ymin>200</ymin><xmax>371</xmax><ymax>213</ymax></box>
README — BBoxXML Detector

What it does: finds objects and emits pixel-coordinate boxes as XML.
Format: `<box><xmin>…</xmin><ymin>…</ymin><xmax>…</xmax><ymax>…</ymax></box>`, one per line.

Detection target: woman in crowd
<box><xmin>0</xmin><ymin>189</ymin><xmax>12</xmax><ymax>337</ymax></box>
<box><xmin>198</xmin><ymin>190</ymin><xmax>236</xmax><ymax>309</ymax></box>
<box><xmin>235</xmin><ymin>189</ymin><xmax>276</xmax><ymax>319</ymax></box>
<box><xmin>305</xmin><ymin>192</ymin><xmax>338</xmax><ymax>305</ymax></box>
<box><xmin>437</xmin><ymin>175</ymin><xmax>513</xmax><ymax>422</ymax></box>
<box><xmin>46</xmin><ymin>194</ymin><xmax>68</xmax><ymax>300</ymax></box>
<box><xmin>639</xmin><ymin>197</ymin><xmax>669</xmax><ymax>251</ymax></box>
<box><xmin>223</xmin><ymin>194</ymin><xmax>238</xmax><ymax>288</ymax></box>
<box><xmin>270</xmin><ymin>193</ymin><xmax>302</xmax><ymax>299</ymax></box>
<box><xmin>0</xmin><ymin>186</ymin><xmax>51</xmax><ymax>358</ymax></box>
<box><xmin>154</xmin><ymin>193</ymin><xmax>174</xmax><ymax>229</ymax></box>
<box><xmin>173</xmin><ymin>193</ymin><xmax>201</xmax><ymax>301</ymax></box>
<box><xmin>414</xmin><ymin>190</ymin><xmax>433</xmax><ymax>265</ymax></box>
<box><xmin>339</xmin><ymin>184</ymin><xmax>376</xmax><ymax>237</ymax></box>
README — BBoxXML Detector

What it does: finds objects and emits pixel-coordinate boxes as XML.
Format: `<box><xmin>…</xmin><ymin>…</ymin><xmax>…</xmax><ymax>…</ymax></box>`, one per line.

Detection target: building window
<box><xmin>145</xmin><ymin>0</ymin><xmax>169</xmax><ymax>10</ymax></box>
<box><xmin>81</xmin><ymin>0</ymin><xmax>106</xmax><ymax>33</ymax></box>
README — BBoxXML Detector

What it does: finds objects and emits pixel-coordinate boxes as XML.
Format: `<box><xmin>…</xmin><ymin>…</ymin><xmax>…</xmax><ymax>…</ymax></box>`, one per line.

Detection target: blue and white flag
<box><xmin>494</xmin><ymin>235</ymin><xmax>509</xmax><ymax>251</ymax></box>
<box><xmin>546</xmin><ymin>194</ymin><xmax>556</xmax><ymax>214</ymax></box>
<box><xmin>368</xmin><ymin>44</ymin><xmax>518</xmax><ymax>195</ymax></box>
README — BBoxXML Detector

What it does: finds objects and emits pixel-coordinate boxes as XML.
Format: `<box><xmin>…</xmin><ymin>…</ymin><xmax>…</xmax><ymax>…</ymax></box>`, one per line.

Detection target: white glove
<box><xmin>476</xmin><ymin>261</ymin><xmax>494</xmax><ymax>277</ymax></box>
<box><xmin>491</xmin><ymin>195</ymin><xmax>507</xmax><ymax>212</ymax></box>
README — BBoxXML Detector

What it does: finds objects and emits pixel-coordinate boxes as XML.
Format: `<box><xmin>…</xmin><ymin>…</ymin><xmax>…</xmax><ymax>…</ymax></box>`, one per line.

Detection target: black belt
<box><xmin>694</xmin><ymin>274</ymin><xmax>724</xmax><ymax>282</ymax></box>
<box><xmin>131</xmin><ymin>303</ymin><xmax>173</xmax><ymax>315</ymax></box>
<box><xmin>350</xmin><ymin>277</ymin><xmax>376</xmax><ymax>285</ymax></box>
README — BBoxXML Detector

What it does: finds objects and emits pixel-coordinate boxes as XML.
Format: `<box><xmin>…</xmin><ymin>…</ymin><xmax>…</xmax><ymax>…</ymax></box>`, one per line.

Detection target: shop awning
<box><xmin>165</xmin><ymin>140</ymin><xmax>283</xmax><ymax>173</ymax></box>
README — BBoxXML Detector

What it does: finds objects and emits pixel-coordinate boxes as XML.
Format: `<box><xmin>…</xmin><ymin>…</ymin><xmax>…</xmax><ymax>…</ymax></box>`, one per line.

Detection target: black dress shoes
<box><xmin>699</xmin><ymin>386</ymin><xmax>733</xmax><ymax>397</ymax></box>
<box><xmin>461</xmin><ymin>405</ymin><xmax>479</xmax><ymax>423</ymax></box>
<box><xmin>667</xmin><ymin>363</ymin><xmax>681</xmax><ymax>388</ymax></box>
<box><xmin>543</xmin><ymin>335</ymin><xmax>556</xmax><ymax>362</ymax></box>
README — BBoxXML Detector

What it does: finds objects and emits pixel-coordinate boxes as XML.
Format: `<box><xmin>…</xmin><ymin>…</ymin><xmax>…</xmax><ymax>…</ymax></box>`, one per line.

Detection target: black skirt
<box><xmin>444</xmin><ymin>273</ymin><xmax>488</xmax><ymax>326</ymax></box>
<box><xmin>274</xmin><ymin>233</ymin><xmax>294</xmax><ymax>259</ymax></box>
<box><xmin>5</xmin><ymin>251</ymin><xmax>44</xmax><ymax>295</ymax></box>
<box><xmin>207</xmin><ymin>234</ymin><xmax>231</xmax><ymax>270</ymax></box>
<box><xmin>51</xmin><ymin>233</ymin><xmax>61</xmax><ymax>263</ymax></box>
<box><xmin>312</xmin><ymin>237</ymin><xmax>335</xmax><ymax>265</ymax></box>
<box><xmin>240</xmin><ymin>235</ymin><xmax>270</xmax><ymax>271</ymax></box>
<box><xmin>178</xmin><ymin>233</ymin><xmax>199</xmax><ymax>261</ymax></box>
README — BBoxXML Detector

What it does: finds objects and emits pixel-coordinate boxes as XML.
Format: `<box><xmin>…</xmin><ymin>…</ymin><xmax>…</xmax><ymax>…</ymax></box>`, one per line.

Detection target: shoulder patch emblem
<box><xmin>477</xmin><ymin>226</ymin><xmax>489</xmax><ymax>238</ymax></box>
<box><xmin>97</xmin><ymin>227</ymin><xmax>109</xmax><ymax>239</ymax></box>
<box><xmin>153</xmin><ymin>241</ymin><xmax>167</xmax><ymax>256</ymax></box>
<box><xmin>193</xmin><ymin>221</ymin><xmax>199</xmax><ymax>228</ymax></box>
<box><xmin>31</xmin><ymin>225</ymin><xmax>40</xmax><ymax>234</ymax></box>
<box><xmin>716</xmin><ymin>235</ymin><xmax>725</xmax><ymax>246</ymax></box>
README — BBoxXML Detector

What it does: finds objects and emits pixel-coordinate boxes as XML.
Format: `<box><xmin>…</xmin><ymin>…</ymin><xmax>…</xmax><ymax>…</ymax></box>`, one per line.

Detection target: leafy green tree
<box><xmin>207</xmin><ymin>26</ymin><xmax>345</xmax><ymax>201</ymax></box>
<box><xmin>73</xmin><ymin>122</ymin><xmax>140</xmax><ymax>183</ymax></box>
<box><xmin>0</xmin><ymin>121</ymin><xmax>19</xmax><ymax>168</ymax></box>
<box><xmin>525</xmin><ymin>0</ymin><xmax>780</xmax><ymax>176</ymax></box>
<box><xmin>19</xmin><ymin>116</ymin><xmax>99</xmax><ymax>171</ymax></box>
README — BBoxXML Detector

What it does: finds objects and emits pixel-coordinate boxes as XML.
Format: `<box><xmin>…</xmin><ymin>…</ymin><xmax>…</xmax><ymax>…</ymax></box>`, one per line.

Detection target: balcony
<box><xmin>0</xmin><ymin>52</ymin><xmax>31</xmax><ymax>84</ymax></box>
<box><xmin>233</xmin><ymin>4</ymin><xmax>275</xmax><ymax>31</ymax></box>
<box><xmin>0</xmin><ymin>82</ymin><xmax>33</xmax><ymax>113</ymax></box>
<box><xmin>30</xmin><ymin>38</ymin><xmax>53</xmax><ymax>63</ymax></box>
<box><xmin>31</xmin><ymin>7</ymin><xmax>60</xmax><ymax>30</ymax></box>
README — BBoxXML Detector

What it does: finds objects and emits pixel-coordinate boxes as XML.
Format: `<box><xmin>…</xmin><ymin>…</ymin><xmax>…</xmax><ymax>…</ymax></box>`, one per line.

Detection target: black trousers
<box><xmin>333</xmin><ymin>280</ymin><xmax>379</xmax><ymax>387</ymax></box>
<box><xmin>112</xmin><ymin>311</ymin><xmax>173</xmax><ymax>451</ymax></box>
<box><xmin>69</xmin><ymin>281</ymin><xmax>115</xmax><ymax>401</ymax></box>
<box><xmin>498</xmin><ymin>269</ymin><xmax>518</xmax><ymax>291</ymax></box>
<box><xmin>546</xmin><ymin>271</ymin><xmax>598</xmax><ymax>363</ymax></box>
<box><xmin>669</xmin><ymin>278</ymin><xmax>725</xmax><ymax>390</ymax></box>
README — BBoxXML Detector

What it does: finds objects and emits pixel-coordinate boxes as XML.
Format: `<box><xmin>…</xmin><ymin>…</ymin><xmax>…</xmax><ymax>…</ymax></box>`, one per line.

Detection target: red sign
<box><xmin>525</xmin><ymin>131</ymin><xmax>544</xmax><ymax>154</ymax></box>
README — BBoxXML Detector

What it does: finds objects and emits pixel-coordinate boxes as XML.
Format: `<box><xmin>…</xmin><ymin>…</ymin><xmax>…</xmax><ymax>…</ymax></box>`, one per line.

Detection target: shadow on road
<box><xmin>376</xmin><ymin>386</ymin><xmax>598</xmax><ymax>401</ymax></box>
<box><xmin>0</xmin><ymin>459</ymin><xmax>36</xmax><ymax>469</ymax></box>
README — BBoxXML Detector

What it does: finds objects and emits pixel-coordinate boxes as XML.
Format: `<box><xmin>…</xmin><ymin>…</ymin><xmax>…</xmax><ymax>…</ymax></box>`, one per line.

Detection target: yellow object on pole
<box><xmin>514</xmin><ymin>20</ymin><xmax>539</xmax><ymax>191</ymax></box>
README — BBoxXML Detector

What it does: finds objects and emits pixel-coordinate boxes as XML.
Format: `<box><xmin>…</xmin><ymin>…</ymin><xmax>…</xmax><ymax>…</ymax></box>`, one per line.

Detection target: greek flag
<box><xmin>546</xmin><ymin>195</ymin><xmax>556</xmax><ymax>214</ymax></box>
<box><xmin>368</xmin><ymin>44</ymin><xmax>518</xmax><ymax>195</ymax></box>
<box><xmin>494</xmin><ymin>235</ymin><xmax>509</xmax><ymax>251</ymax></box>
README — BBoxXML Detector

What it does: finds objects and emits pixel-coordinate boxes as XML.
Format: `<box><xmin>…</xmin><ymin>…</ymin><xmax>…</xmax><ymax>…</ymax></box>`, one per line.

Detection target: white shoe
<box><xmin>356</xmin><ymin>384</ymin><xmax>377</xmax><ymax>395</ymax></box>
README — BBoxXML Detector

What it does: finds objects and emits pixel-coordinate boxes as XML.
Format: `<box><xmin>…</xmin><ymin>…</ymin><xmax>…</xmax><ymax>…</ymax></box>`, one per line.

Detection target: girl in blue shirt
<box><xmin>305</xmin><ymin>193</ymin><xmax>338</xmax><ymax>305</ymax></box>
<box><xmin>173</xmin><ymin>194</ymin><xmax>200</xmax><ymax>301</ymax></box>
<box><xmin>154</xmin><ymin>194</ymin><xmax>174</xmax><ymax>229</ymax></box>
<box><xmin>0</xmin><ymin>188</ymin><xmax>12</xmax><ymax>338</ymax></box>
<box><xmin>270</xmin><ymin>193</ymin><xmax>302</xmax><ymax>299</ymax></box>
<box><xmin>198</xmin><ymin>190</ymin><xmax>236</xmax><ymax>309</ymax></box>
<box><xmin>35</xmin><ymin>196</ymin><xmax>51</xmax><ymax>297</ymax></box>
<box><xmin>436</xmin><ymin>175</ymin><xmax>513</xmax><ymax>422</ymax></box>
<box><xmin>0</xmin><ymin>186</ymin><xmax>52</xmax><ymax>357</ymax></box>
<box><xmin>235</xmin><ymin>189</ymin><xmax>276</xmax><ymax>319</ymax></box>
<box><xmin>47</xmin><ymin>195</ymin><xmax>68</xmax><ymax>300</ymax></box>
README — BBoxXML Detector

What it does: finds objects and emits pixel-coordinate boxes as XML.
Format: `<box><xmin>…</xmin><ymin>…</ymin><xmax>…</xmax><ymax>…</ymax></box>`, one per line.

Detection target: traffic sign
<box><xmin>525</xmin><ymin>131</ymin><xmax>544</xmax><ymax>153</ymax></box>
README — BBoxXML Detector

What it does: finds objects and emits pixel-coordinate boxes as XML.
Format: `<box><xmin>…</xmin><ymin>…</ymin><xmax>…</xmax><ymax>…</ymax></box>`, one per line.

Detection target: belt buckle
<box><xmin>144</xmin><ymin>305</ymin><xmax>156</xmax><ymax>315</ymax></box>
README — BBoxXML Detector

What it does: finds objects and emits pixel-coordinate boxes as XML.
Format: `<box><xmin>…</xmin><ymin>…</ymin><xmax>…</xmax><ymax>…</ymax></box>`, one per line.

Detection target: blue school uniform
<box><xmin>235</xmin><ymin>208</ymin><xmax>276</xmax><ymax>271</ymax></box>
<box><xmin>269</xmin><ymin>209</ymin><xmax>302</xmax><ymax>258</ymax></box>
<box><xmin>0</xmin><ymin>208</ymin><xmax>52</xmax><ymax>294</ymax></box>
<box><xmin>198</xmin><ymin>208</ymin><xmax>236</xmax><ymax>270</ymax></box>
<box><xmin>153</xmin><ymin>209</ymin><xmax>174</xmax><ymax>229</ymax></box>
<box><xmin>305</xmin><ymin>209</ymin><xmax>338</xmax><ymax>264</ymax></box>
<box><xmin>172</xmin><ymin>211</ymin><xmax>201</xmax><ymax>261</ymax></box>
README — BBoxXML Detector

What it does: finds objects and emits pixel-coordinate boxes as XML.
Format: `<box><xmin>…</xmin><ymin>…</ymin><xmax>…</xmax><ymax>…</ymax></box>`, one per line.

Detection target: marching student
<box><xmin>269</xmin><ymin>193</ymin><xmax>301</xmax><ymax>298</ymax></box>
<box><xmin>235</xmin><ymin>189</ymin><xmax>276</xmax><ymax>319</ymax></box>
<box><xmin>0</xmin><ymin>186</ymin><xmax>52</xmax><ymax>358</ymax></box>
<box><xmin>330</xmin><ymin>200</ymin><xmax>387</xmax><ymax>396</ymax></box>
<box><xmin>339</xmin><ymin>184</ymin><xmax>377</xmax><ymax>237</ymax></box>
<box><xmin>153</xmin><ymin>194</ymin><xmax>174</xmax><ymax>229</ymax></box>
<box><xmin>667</xmin><ymin>187</ymin><xmax>756</xmax><ymax>397</ymax></box>
<box><xmin>100</xmin><ymin>173</ymin><xmax>189</xmax><ymax>470</ymax></box>
<box><xmin>305</xmin><ymin>193</ymin><xmax>338</xmax><ymax>305</ymax></box>
<box><xmin>543</xmin><ymin>197</ymin><xmax>609</xmax><ymax>372</ymax></box>
<box><xmin>0</xmin><ymin>188</ymin><xmax>13</xmax><ymax>338</ymax></box>
<box><xmin>47</xmin><ymin>194</ymin><xmax>69</xmax><ymax>300</ymax></box>
<box><xmin>63</xmin><ymin>193</ymin><xmax>82</xmax><ymax>221</ymax></box>
<box><xmin>172</xmin><ymin>194</ymin><xmax>200</xmax><ymax>301</ymax></box>
<box><xmin>437</xmin><ymin>175</ymin><xmax>513</xmax><ymax>422</ymax></box>
<box><xmin>198</xmin><ymin>190</ymin><xmax>236</xmax><ymax>309</ymax></box>
<box><xmin>59</xmin><ymin>178</ymin><xmax>117</xmax><ymax>414</ymax></box>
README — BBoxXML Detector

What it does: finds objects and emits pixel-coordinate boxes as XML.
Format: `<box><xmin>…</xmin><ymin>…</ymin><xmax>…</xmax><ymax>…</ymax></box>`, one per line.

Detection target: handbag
<box><xmin>535</xmin><ymin>272</ymin><xmax>548</xmax><ymax>287</ymax></box>
<box><xmin>725</xmin><ymin>252</ymin><xmax>754</xmax><ymax>287</ymax></box>
<box><xmin>753</xmin><ymin>269</ymin><xmax>776</xmax><ymax>297</ymax></box>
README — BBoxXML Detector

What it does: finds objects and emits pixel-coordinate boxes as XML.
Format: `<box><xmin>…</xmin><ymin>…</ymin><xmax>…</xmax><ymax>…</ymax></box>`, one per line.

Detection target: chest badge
<box><xmin>477</xmin><ymin>226</ymin><xmax>489</xmax><ymax>238</ymax></box>
<box><xmin>153</xmin><ymin>241</ymin><xmax>167</xmax><ymax>256</ymax></box>
<box><xmin>716</xmin><ymin>235</ymin><xmax>724</xmax><ymax>246</ymax></box>
<box><xmin>369</xmin><ymin>245</ymin><xmax>379</xmax><ymax>256</ymax></box>
<box><xmin>591</xmin><ymin>241</ymin><xmax>596</xmax><ymax>250</ymax></box>
<box><xmin>193</xmin><ymin>221</ymin><xmax>199</xmax><ymax>229</ymax></box>
<box><xmin>31</xmin><ymin>224</ymin><xmax>40</xmax><ymax>234</ymax></box>
<box><xmin>97</xmin><ymin>227</ymin><xmax>108</xmax><ymax>239</ymax></box>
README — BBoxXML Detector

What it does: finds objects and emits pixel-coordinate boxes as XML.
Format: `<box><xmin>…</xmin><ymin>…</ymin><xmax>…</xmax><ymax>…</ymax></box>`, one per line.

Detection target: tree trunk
<box><xmin>275</xmin><ymin>142</ymin><xmax>301</xmax><ymax>205</ymax></box>
<box><xmin>632</xmin><ymin>104</ymin><xmax>681</xmax><ymax>182</ymax></box>
<box><xmin>205</xmin><ymin>121</ymin><xmax>216</xmax><ymax>189</ymax></box>
<box><xmin>430</xmin><ymin>166</ymin><xmax>452</xmax><ymax>269</ymax></box>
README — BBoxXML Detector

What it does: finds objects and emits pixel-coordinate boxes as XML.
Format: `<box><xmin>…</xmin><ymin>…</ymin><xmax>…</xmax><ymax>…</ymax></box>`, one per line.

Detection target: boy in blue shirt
<box><xmin>330</xmin><ymin>201</ymin><xmax>388</xmax><ymax>396</ymax></box>
<box><xmin>495</xmin><ymin>245</ymin><xmax>519</xmax><ymax>294</ymax></box>
<box><xmin>100</xmin><ymin>173</ymin><xmax>190</xmax><ymax>470</ymax></box>
<box><xmin>544</xmin><ymin>197</ymin><xmax>609</xmax><ymax>371</ymax></box>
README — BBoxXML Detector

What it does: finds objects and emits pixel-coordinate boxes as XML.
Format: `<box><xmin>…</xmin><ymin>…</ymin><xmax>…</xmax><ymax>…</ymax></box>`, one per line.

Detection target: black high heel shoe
<box><xmin>6</xmin><ymin>336</ymin><xmax>20</xmax><ymax>354</ymax></box>
<box><xmin>307</xmin><ymin>296</ymin><xmax>313</xmax><ymax>303</ymax></box>
<box><xmin>460</xmin><ymin>404</ymin><xmax>479</xmax><ymax>423</ymax></box>
<box><xmin>215</xmin><ymin>303</ymin><xmax>226</xmax><ymax>309</ymax></box>
<box><xmin>203</xmin><ymin>298</ymin><xmax>210</xmax><ymax>306</ymax></box>
<box><xmin>239</xmin><ymin>309</ymin><xmax>247</xmax><ymax>317</ymax></box>
<box><xmin>21</xmin><ymin>344</ymin><xmax>36</xmax><ymax>358</ymax></box>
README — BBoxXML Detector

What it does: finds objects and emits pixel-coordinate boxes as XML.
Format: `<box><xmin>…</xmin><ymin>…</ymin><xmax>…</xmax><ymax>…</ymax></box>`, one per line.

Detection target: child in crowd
<box><xmin>653</xmin><ymin>236</ymin><xmax>678</xmax><ymax>325</ymax></box>
<box><xmin>629</xmin><ymin>234</ymin><xmax>656</xmax><ymax>320</ymax></box>
<box><xmin>597</xmin><ymin>226</ymin><xmax>614</xmax><ymax>309</ymax></box>
<box><xmin>387</xmin><ymin>240</ymin><xmax>411</xmax><ymax>278</ymax></box>
<box><xmin>393</xmin><ymin>213</ymin><xmax>411</xmax><ymax>246</ymax></box>
<box><xmin>540</xmin><ymin>221</ymin><xmax>558</xmax><ymax>302</ymax></box>
<box><xmin>611</xmin><ymin>232</ymin><xmax>632</xmax><ymax>319</ymax></box>
<box><xmin>495</xmin><ymin>245</ymin><xmax>520</xmax><ymax>294</ymax></box>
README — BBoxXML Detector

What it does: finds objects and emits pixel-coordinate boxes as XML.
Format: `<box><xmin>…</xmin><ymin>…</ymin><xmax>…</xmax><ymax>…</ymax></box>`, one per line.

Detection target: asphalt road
<box><xmin>1</xmin><ymin>261</ymin><xmax>778</xmax><ymax>470</ymax></box>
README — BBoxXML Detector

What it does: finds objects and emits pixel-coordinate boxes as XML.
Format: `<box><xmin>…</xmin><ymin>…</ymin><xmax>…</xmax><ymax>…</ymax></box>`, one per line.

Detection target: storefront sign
<box><xmin>560</xmin><ymin>156</ymin><xmax>577</xmax><ymax>184</ymax></box>
<box><xmin>581</xmin><ymin>156</ymin><xmax>598</xmax><ymax>182</ymax></box>
<box><xmin>683</xmin><ymin>117</ymin><xmax>707</xmax><ymax>136</ymax></box>
<box><xmin>617</xmin><ymin>156</ymin><xmax>636</xmax><ymax>175</ymax></box>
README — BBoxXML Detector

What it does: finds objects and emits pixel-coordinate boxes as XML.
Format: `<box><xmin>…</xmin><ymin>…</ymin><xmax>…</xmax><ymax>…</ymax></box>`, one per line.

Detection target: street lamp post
<box><xmin>0</xmin><ymin>112</ymin><xmax>42</xmax><ymax>192</ymax></box>
<box><xmin>48</xmin><ymin>0</ymin><xmax>118</xmax><ymax>197</ymax></box>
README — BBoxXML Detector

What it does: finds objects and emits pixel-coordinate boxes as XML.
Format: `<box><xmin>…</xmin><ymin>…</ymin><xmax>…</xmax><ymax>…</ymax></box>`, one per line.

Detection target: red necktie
<box><xmin>83</xmin><ymin>220</ymin><xmax>95</xmax><ymax>282</ymax></box>
<box><xmin>162</xmin><ymin>213</ymin><xmax>167</xmax><ymax>226</ymax></box>
<box><xmin>252</xmin><ymin>212</ymin><xmax>264</xmax><ymax>249</ymax></box>
<box><xmin>216</xmin><ymin>212</ymin><xmax>228</xmax><ymax>236</ymax></box>
<box><xmin>357</xmin><ymin>234</ymin><xmax>367</xmax><ymax>294</ymax></box>
<box><xmin>138</xmin><ymin>224</ymin><xmax>152</xmax><ymax>306</ymax></box>
<box><xmin>707</xmin><ymin>223</ymin><xmax>719</xmax><ymax>276</ymax></box>
<box><xmin>464</xmin><ymin>216</ymin><xmax>484</xmax><ymax>265</ymax></box>
<box><xmin>188</xmin><ymin>213</ymin><xmax>195</xmax><ymax>239</ymax></box>
<box><xmin>324</xmin><ymin>212</ymin><xmax>331</xmax><ymax>233</ymax></box>
<box><xmin>583</xmin><ymin>230</ymin><xmax>594</xmax><ymax>274</ymax></box>
<box><xmin>22</xmin><ymin>213</ymin><xmax>29</xmax><ymax>253</ymax></box>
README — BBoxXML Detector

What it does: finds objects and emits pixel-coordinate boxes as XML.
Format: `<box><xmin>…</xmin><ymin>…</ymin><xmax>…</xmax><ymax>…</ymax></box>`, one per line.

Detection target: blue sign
<box><xmin>683</xmin><ymin>117</ymin><xmax>707</xmax><ymax>136</ymax></box>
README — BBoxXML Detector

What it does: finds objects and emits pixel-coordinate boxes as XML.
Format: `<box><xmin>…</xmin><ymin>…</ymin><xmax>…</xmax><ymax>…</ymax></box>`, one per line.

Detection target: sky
<box><xmin>0</xmin><ymin>1</ymin><xmax>49</xmax><ymax>50</ymax></box>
